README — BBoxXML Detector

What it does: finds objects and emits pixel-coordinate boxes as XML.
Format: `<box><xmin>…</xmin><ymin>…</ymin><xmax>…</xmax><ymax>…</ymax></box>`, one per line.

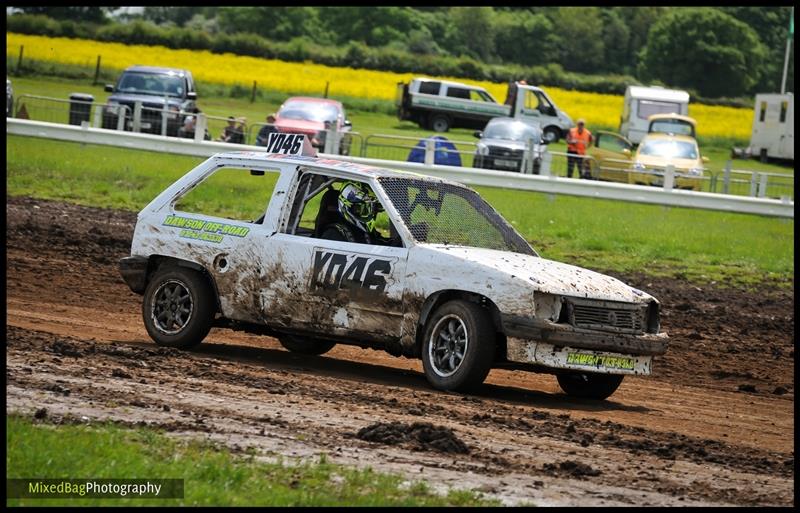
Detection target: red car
<box><xmin>274</xmin><ymin>97</ymin><xmax>353</xmax><ymax>155</ymax></box>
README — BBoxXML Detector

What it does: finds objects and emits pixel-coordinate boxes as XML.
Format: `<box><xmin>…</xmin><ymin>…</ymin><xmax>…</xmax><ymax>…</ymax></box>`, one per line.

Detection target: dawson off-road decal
<box><xmin>312</xmin><ymin>249</ymin><xmax>394</xmax><ymax>294</ymax></box>
<box><xmin>163</xmin><ymin>215</ymin><xmax>250</xmax><ymax>244</ymax></box>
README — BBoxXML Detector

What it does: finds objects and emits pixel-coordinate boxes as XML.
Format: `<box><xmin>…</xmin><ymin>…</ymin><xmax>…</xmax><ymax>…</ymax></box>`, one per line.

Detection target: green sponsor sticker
<box><xmin>163</xmin><ymin>215</ymin><xmax>249</xmax><ymax>243</ymax></box>
<box><xmin>566</xmin><ymin>352</ymin><xmax>635</xmax><ymax>370</ymax></box>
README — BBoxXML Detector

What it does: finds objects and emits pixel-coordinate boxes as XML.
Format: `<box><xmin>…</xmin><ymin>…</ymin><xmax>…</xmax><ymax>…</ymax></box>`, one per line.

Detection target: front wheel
<box><xmin>543</xmin><ymin>126</ymin><xmax>561</xmax><ymax>144</ymax></box>
<box><xmin>142</xmin><ymin>266</ymin><xmax>216</xmax><ymax>349</ymax></box>
<box><xmin>278</xmin><ymin>335</ymin><xmax>336</xmax><ymax>355</ymax></box>
<box><xmin>556</xmin><ymin>372</ymin><xmax>624</xmax><ymax>400</ymax></box>
<box><xmin>421</xmin><ymin>300</ymin><xmax>495</xmax><ymax>392</ymax></box>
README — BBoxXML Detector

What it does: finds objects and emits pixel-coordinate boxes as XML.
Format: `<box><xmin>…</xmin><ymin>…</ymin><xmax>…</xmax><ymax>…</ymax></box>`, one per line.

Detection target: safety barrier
<box><xmin>6</xmin><ymin>118</ymin><xmax>793</xmax><ymax>219</ymax></box>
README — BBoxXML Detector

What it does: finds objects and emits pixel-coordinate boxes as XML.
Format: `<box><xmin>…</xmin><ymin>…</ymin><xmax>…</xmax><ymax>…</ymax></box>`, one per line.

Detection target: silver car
<box><xmin>473</xmin><ymin>117</ymin><xmax>545</xmax><ymax>173</ymax></box>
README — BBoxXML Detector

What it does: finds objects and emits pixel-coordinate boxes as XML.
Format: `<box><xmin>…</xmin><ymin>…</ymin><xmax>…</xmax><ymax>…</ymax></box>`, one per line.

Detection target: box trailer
<box><xmin>620</xmin><ymin>86</ymin><xmax>690</xmax><ymax>145</ymax></box>
<box><xmin>748</xmin><ymin>93</ymin><xmax>794</xmax><ymax>162</ymax></box>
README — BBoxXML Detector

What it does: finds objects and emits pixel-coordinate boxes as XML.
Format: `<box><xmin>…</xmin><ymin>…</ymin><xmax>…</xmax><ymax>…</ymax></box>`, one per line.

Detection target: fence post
<box><xmin>161</xmin><ymin>103</ymin><xmax>168</xmax><ymax>137</ymax></box>
<box><xmin>195</xmin><ymin>114</ymin><xmax>207</xmax><ymax>143</ymax></box>
<box><xmin>324</xmin><ymin>122</ymin><xmax>338</xmax><ymax>154</ymax></box>
<box><xmin>522</xmin><ymin>139</ymin><xmax>534</xmax><ymax>174</ymax></box>
<box><xmin>116</xmin><ymin>106</ymin><xmax>126</xmax><ymax>131</ymax></box>
<box><xmin>250</xmin><ymin>81</ymin><xmax>257</xmax><ymax>103</ymax></box>
<box><xmin>324</xmin><ymin>81</ymin><xmax>329</xmax><ymax>99</ymax></box>
<box><xmin>92</xmin><ymin>55</ymin><xmax>101</xmax><ymax>85</ymax></box>
<box><xmin>16</xmin><ymin>45</ymin><xmax>23</xmax><ymax>73</ymax></box>
<box><xmin>663</xmin><ymin>164</ymin><xmax>675</xmax><ymax>191</ymax></box>
<box><xmin>749</xmin><ymin>172</ymin><xmax>758</xmax><ymax>197</ymax></box>
<box><xmin>758</xmin><ymin>173</ymin><xmax>768</xmax><ymax>198</ymax></box>
<box><xmin>424</xmin><ymin>138</ymin><xmax>435</xmax><ymax>166</ymax></box>
<box><xmin>93</xmin><ymin>104</ymin><xmax>102</xmax><ymax>128</ymax></box>
<box><xmin>722</xmin><ymin>160</ymin><xmax>731</xmax><ymax>194</ymax></box>
<box><xmin>709</xmin><ymin>170</ymin><xmax>717</xmax><ymax>193</ymax></box>
<box><xmin>539</xmin><ymin>151</ymin><xmax>552</xmax><ymax>176</ymax></box>
<box><xmin>132</xmin><ymin>102</ymin><xmax>142</xmax><ymax>133</ymax></box>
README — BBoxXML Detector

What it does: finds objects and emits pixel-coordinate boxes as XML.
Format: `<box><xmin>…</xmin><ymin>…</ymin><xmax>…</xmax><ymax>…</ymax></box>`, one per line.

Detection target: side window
<box><xmin>418</xmin><ymin>81</ymin><xmax>441</xmax><ymax>95</ymax></box>
<box><xmin>446</xmin><ymin>87</ymin><xmax>471</xmax><ymax>100</ymax></box>
<box><xmin>597</xmin><ymin>134</ymin><xmax>629</xmax><ymax>152</ymax></box>
<box><xmin>524</xmin><ymin>90</ymin><xmax>540</xmax><ymax>110</ymax></box>
<box><xmin>535</xmin><ymin>92</ymin><xmax>556</xmax><ymax>115</ymax></box>
<box><xmin>637</xmin><ymin>100</ymin><xmax>680</xmax><ymax>120</ymax></box>
<box><xmin>780</xmin><ymin>101</ymin><xmax>787</xmax><ymax>123</ymax></box>
<box><xmin>174</xmin><ymin>166</ymin><xmax>279</xmax><ymax>222</ymax></box>
<box><xmin>285</xmin><ymin>171</ymin><xmax>401</xmax><ymax>247</ymax></box>
<box><xmin>469</xmin><ymin>90</ymin><xmax>493</xmax><ymax>102</ymax></box>
<box><xmin>760</xmin><ymin>101</ymin><xmax>767</xmax><ymax>122</ymax></box>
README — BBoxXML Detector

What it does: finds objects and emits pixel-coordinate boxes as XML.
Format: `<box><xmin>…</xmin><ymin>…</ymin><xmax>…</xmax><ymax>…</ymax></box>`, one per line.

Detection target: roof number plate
<box><xmin>264</xmin><ymin>132</ymin><xmax>316</xmax><ymax>156</ymax></box>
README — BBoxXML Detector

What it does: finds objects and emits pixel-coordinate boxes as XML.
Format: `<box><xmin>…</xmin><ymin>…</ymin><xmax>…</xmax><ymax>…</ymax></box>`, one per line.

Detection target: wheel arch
<box><xmin>145</xmin><ymin>255</ymin><xmax>221</xmax><ymax>313</ymax></box>
<box><xmin>414</xmin><ymin>289</ymin><xmax>506</xmax><ymax>361</ymax></box>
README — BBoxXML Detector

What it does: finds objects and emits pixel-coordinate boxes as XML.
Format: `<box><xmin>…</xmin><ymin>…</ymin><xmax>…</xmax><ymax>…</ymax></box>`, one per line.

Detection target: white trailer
<box><xmin>749</xmin><ymin>93</ymin><xmax>794</xmax><ymax>162</ymax></box>
<box><xmin>620</xmin><ymin>86</ymin><xmax>690</xmax><ymax>144</ymax></box>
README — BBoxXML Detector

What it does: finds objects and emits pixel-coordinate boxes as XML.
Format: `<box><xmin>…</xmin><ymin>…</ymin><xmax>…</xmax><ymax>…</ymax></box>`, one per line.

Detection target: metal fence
<box><xmin>7</xmin><ymin>94</ymin><xmax>794</xmax><ymax>200</ymax></box>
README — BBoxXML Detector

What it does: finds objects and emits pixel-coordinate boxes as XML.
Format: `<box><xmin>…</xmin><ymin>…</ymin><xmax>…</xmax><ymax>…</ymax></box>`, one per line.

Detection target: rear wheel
<box><xmin>278</xmin><ymin>334</ymin><xmax>336</xmax><ymax>356</ymax></box>
<box><xmin>421</xmin><ymin>300</ymin><xmax>495</xmax><ymax>392</ymax></box>
<box><xmin>556</xmin><ymin>372</ymin><xmax>624</xmax><ymax>400</ymax></box>
<box><xmin>430</xmin><ymin>114</ymin><xmax>451</xmax><ymax>133</ymax></box>
<box><xmin>142</xmin><ymin>266</ymin><xmax>215</xmax><ymax>349</ymax></box>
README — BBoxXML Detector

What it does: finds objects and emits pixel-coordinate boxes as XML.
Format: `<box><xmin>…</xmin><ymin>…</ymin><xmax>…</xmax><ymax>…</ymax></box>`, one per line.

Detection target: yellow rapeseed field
<box><xmin>7</xmin><ymin>33</ymin><xmax>753</xmax><ymax>139</ymax></box>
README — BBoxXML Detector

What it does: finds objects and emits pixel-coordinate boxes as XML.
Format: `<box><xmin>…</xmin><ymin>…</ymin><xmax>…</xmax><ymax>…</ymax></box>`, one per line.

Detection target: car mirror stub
<box><xmin>474</xmin><ymin>131</ymin><xmax>483</xmax><ymax>138</ymax></box>
<box><xmin>622</xmin><ymin>148</ymin><xmax>631</xmax><ymax>156</ymax></box>
<box><xmin>104</xmin><ymin>84</ymin><xmax>114</xmax><ymax>93</ymax></box>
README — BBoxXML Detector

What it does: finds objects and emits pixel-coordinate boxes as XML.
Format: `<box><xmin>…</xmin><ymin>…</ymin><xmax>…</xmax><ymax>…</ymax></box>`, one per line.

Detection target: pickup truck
<box><xmin>102</xmin><ymin>65</ymin><xmax>198</xmax><ymax>136</ymax></box>
<box><xmin>396</xmin><ymin>78</ymin><xmax>574</xmax><ymax>143</ymax></box>
<box><xmin>119</xmin><ymin>133</ymin><xmax>667</xmax><ymax>400</ymax></box>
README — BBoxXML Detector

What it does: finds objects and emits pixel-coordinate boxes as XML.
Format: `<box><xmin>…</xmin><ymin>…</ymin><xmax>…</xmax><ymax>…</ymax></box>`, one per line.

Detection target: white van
<box><xmin>620</xmin><ymin>86</ymin><xmax>690</xmax><ymax>144</ymax></box>
<box><xmin>749</xmin><ymin>93</ymin><xmax>793</xmax><ymax>162</ymax></box>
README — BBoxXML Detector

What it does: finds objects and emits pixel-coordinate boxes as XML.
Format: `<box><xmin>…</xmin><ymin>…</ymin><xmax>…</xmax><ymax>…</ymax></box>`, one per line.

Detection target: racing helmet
<box><xmin>337</xmin><ymin>182</ymin><xmax>380</xmax><ymax>234</ymax></box>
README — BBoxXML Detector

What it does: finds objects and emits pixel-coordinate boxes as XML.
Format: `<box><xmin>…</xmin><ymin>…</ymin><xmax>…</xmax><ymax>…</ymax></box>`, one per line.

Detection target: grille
<box><xmin>566</xmin><ymin>298</ymin><xmax>645</xmax><ymax>334</ymax></box>
<box><xmin>487</xmin><ymin>146</ymin><xmax>523</xmax><ymax>158</ymax></box>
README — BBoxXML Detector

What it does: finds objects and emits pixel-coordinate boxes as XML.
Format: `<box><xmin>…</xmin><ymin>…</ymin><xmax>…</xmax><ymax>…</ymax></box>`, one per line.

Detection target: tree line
<box><xmin>8</xmin><ymin>6</ymin><xmax>794</xmax><ymax>100</ymax></box>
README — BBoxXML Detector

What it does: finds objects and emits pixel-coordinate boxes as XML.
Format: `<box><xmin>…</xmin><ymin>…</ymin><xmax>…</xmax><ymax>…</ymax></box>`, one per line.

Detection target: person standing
<box><xmin>255</xmin><ymin>113</ymin><xmax>278</xmax><ymax>146</ymax></box>
<box><xmin>565</xmin><ymin>119</ymin><xmax>593</xmax><ymax>178</ymax></box>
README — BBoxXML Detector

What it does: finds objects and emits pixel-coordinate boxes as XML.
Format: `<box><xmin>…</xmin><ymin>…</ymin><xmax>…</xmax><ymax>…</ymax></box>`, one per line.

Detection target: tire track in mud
<box><xmin>5</xmin><ymin>195</ymin><xmax>795</xmax><ymax>506</ymax></box>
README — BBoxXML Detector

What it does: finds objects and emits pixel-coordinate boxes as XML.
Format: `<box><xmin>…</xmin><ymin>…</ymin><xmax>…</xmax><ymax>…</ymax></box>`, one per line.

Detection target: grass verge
<box><xmin>6</xmin><ymin>134</ymin><xmax>793</xmax><ymax>288</ymax></box>
<box><xmin>6</xmin><ymin>414</ymin><xmax>496</xmax><ymax>506</ymax></box>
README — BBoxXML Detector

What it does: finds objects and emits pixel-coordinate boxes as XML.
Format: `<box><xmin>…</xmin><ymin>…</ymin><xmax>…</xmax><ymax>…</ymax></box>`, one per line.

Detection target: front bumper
<box><xmin>119</xmin><ymin>256</ymin><xmax>149</xmax><ymax>294</ymax></box>
<box><xmin>501</xmin><ymin>314</ymin><xmax>668</xmax><ymax>375</ymax></box>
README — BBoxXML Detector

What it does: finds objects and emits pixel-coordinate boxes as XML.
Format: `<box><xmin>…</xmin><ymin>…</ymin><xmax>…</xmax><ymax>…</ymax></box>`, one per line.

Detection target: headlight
<box><xmin>477</xmin><ymin>144</ymin><xmax>488</xmax><ymax>156</ymax></box>
<box><xmin>687</xmin><ymin>167</ymin><xmax>703</xmax><ymax>177</ymax></box>
<box><xmin>633</xmin><ymin>162</ymin><xmax>646</xmax><ymax>171</ymax></box>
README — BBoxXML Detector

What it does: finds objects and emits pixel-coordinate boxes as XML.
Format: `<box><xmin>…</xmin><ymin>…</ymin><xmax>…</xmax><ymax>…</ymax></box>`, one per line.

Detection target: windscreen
<box><xmin>278</xmin><ymin>101</ymin><xmax>339</xmax><ymax>123</ymax></box>
<box><xmin>378</xmin><ymin>177</ymin><xmax>535</xmax><ymax>255</ymax></box>
<box><xmin>484</xmin><ymin>121</ymin><xmax>541</xmax><ymax>142</ymax></box>
<box><xmin>639</xmin><ymin>139</ymin><xmax>698</xmax><ymax>159</ymax></box>
<box><xmin>117</xmin><ymin>72</ymin><xmax>185</xmax><ymax>97</ymax></box>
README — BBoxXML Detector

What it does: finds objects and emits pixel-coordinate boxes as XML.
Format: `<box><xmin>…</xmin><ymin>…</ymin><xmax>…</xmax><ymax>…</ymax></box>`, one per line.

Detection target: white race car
<box><xmin>120</xmin><ymin>134</ymin><xmax>668</xmax><ymax>399</ymax></box>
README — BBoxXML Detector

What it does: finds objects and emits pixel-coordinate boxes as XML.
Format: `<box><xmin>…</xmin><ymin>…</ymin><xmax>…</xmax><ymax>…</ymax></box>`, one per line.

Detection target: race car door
<box><xmin>258</xmin><ymin>171</ymin><xmax>408</xmax><ymax>344</ymax></box>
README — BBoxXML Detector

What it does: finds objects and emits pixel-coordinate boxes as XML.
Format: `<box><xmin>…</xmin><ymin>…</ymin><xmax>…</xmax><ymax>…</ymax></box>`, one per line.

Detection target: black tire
<box><xmin>278</xmin><ymin>334</ymin><xmax>336</xmax><ymax>356</ymax></box>
<box><xmin>142</xmin><ymin>266</ymin><xmax>215</xmax><ymax>349</ymax></box>
<box><xmin>421</xmin><ymin>300</ymin><xmax>495</xmax><ymax>392</ymax></box>
<box><xmin>556</xmin><ymin>372</ymin><xmax>624</xmax><ymax>400</ymax></box>
<box><xmin>430</xmin><ymin>114</ymin><xmax>451</xmax><ymax>133</ymax></box>
<box><xmin>543</xmin><ymin>126</ymin><xmax>561</xmax><ymax>144</ymax></box>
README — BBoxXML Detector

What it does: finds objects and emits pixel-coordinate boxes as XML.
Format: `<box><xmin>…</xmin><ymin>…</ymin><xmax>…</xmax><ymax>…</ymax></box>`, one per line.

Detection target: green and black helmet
<box><xmin>338</xmin><ymin>181</ymin><xmax>380</xmax><ymax>234</ymax></box>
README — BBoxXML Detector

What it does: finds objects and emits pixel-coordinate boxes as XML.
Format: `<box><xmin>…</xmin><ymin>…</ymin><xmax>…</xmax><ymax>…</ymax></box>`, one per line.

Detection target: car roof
<box><xmin>124</xmin><ymin>65</ymin><xmax>190</xmax><ymax>76</ymax></box>
<box><xmin>487</xmin><ymin>117</ymin><xmax>537</xmax><ymax>127</ymax></box>
<box><xmin>210</xmin><ymin>151</ymin><xmax>462</xmax><ymax>185</ymax></box>
<box><xmin>412</xmin><ymin>77</ymin><xmax>487</xmax><ymax>90</ymax></box>
<box><xmin>640</xmin><ymin>133</ymin><xmax>697</xmax><ymax>144</ymax></box>
<box><xmin>648</xmin><ymin>113</ymin><xmax>696</xmax><ymax>125</ymax></box>
<box><xmin>281</xmin><ymin>96</ymin><xmax>342</xmax><ymax>107</ymax></box>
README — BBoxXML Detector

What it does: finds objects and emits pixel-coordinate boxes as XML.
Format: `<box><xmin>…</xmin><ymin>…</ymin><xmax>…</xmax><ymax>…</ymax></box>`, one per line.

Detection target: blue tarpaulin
<box><xmin>406</xmin><ymin>136</ymin><xmax>462</xmax><ymax>167</ymax></box>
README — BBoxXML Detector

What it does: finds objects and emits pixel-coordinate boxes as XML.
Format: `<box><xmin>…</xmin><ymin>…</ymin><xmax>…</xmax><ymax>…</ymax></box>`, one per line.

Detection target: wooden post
<box><xmin>93</xmin><ymin>55</ymin><xmax>102</xmax><ymax>85</ymax></box>
<box><xmin>250</xmin><ymin>81</ymin><xmax>257</xmax><ymax>103</ymax></box>
<box><xmin>16</xmin><ymin>45</ymin><xmax>23</xmax><ymax>73</ymax></box>
<box><xmin>324</xmin><ymin>81</ymin><xmax>329</xmax><ymax>98</ymax></box>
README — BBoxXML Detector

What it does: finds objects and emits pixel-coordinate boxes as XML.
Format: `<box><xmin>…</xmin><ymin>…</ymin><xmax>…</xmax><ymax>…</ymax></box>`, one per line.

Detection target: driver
<box><xmin>320</xmin><ymin>181</ymin><xmax>386</xmax><ymax>244</ymax></box>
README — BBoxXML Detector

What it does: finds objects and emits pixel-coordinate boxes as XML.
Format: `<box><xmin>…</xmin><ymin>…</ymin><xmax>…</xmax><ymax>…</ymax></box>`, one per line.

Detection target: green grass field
<box><xmin>6</xmin><ymin>134</ymin><xmax>793</xmax><ymax>287</ymax></box>
<box><xmin>6</xmin><ymin>415</ymin><xmax>495</xmax><ymax>506</ymax></box>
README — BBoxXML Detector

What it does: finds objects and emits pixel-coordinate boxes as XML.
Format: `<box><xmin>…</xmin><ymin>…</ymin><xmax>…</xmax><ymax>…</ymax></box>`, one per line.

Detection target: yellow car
<box><xmin>587</xmin><ymin>131</ymin><xmax>708</xmax><ymax>191</ymax></box>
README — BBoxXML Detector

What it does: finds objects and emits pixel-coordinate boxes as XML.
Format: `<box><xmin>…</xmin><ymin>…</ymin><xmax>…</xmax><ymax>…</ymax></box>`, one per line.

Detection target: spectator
<box><xmin>255</xmin><ymin>113</ymin><xmax>278</xmax><ymax>146</ymax></box>
<box><xmin>219</xmin><ymin>116</ymin><xmax>245</xmax><ymax>144</ymax></box>
<box><xmin>565</xmin><ymin>118</ymin><xmax>593</xmax><ymax>179</ymax></box>
<box><xmin>178</xmin><ymin>115</ymin><xmax>196</xmax><ymax>139</ymax></box>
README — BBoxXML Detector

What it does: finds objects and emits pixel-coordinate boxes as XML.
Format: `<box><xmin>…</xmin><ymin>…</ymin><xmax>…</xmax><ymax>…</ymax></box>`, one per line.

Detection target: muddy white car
<box><xmin>120</xmin><ymin>135</ymin><xmax>668</xmax><ymax>400</ymax></box>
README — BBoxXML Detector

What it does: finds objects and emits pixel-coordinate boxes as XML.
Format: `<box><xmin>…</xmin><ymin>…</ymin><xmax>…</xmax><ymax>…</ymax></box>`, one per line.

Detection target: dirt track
<box><xmin>6</xmin><ymin>195</ymin><xmax>795</xmax><ymax>506</ymax></box>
